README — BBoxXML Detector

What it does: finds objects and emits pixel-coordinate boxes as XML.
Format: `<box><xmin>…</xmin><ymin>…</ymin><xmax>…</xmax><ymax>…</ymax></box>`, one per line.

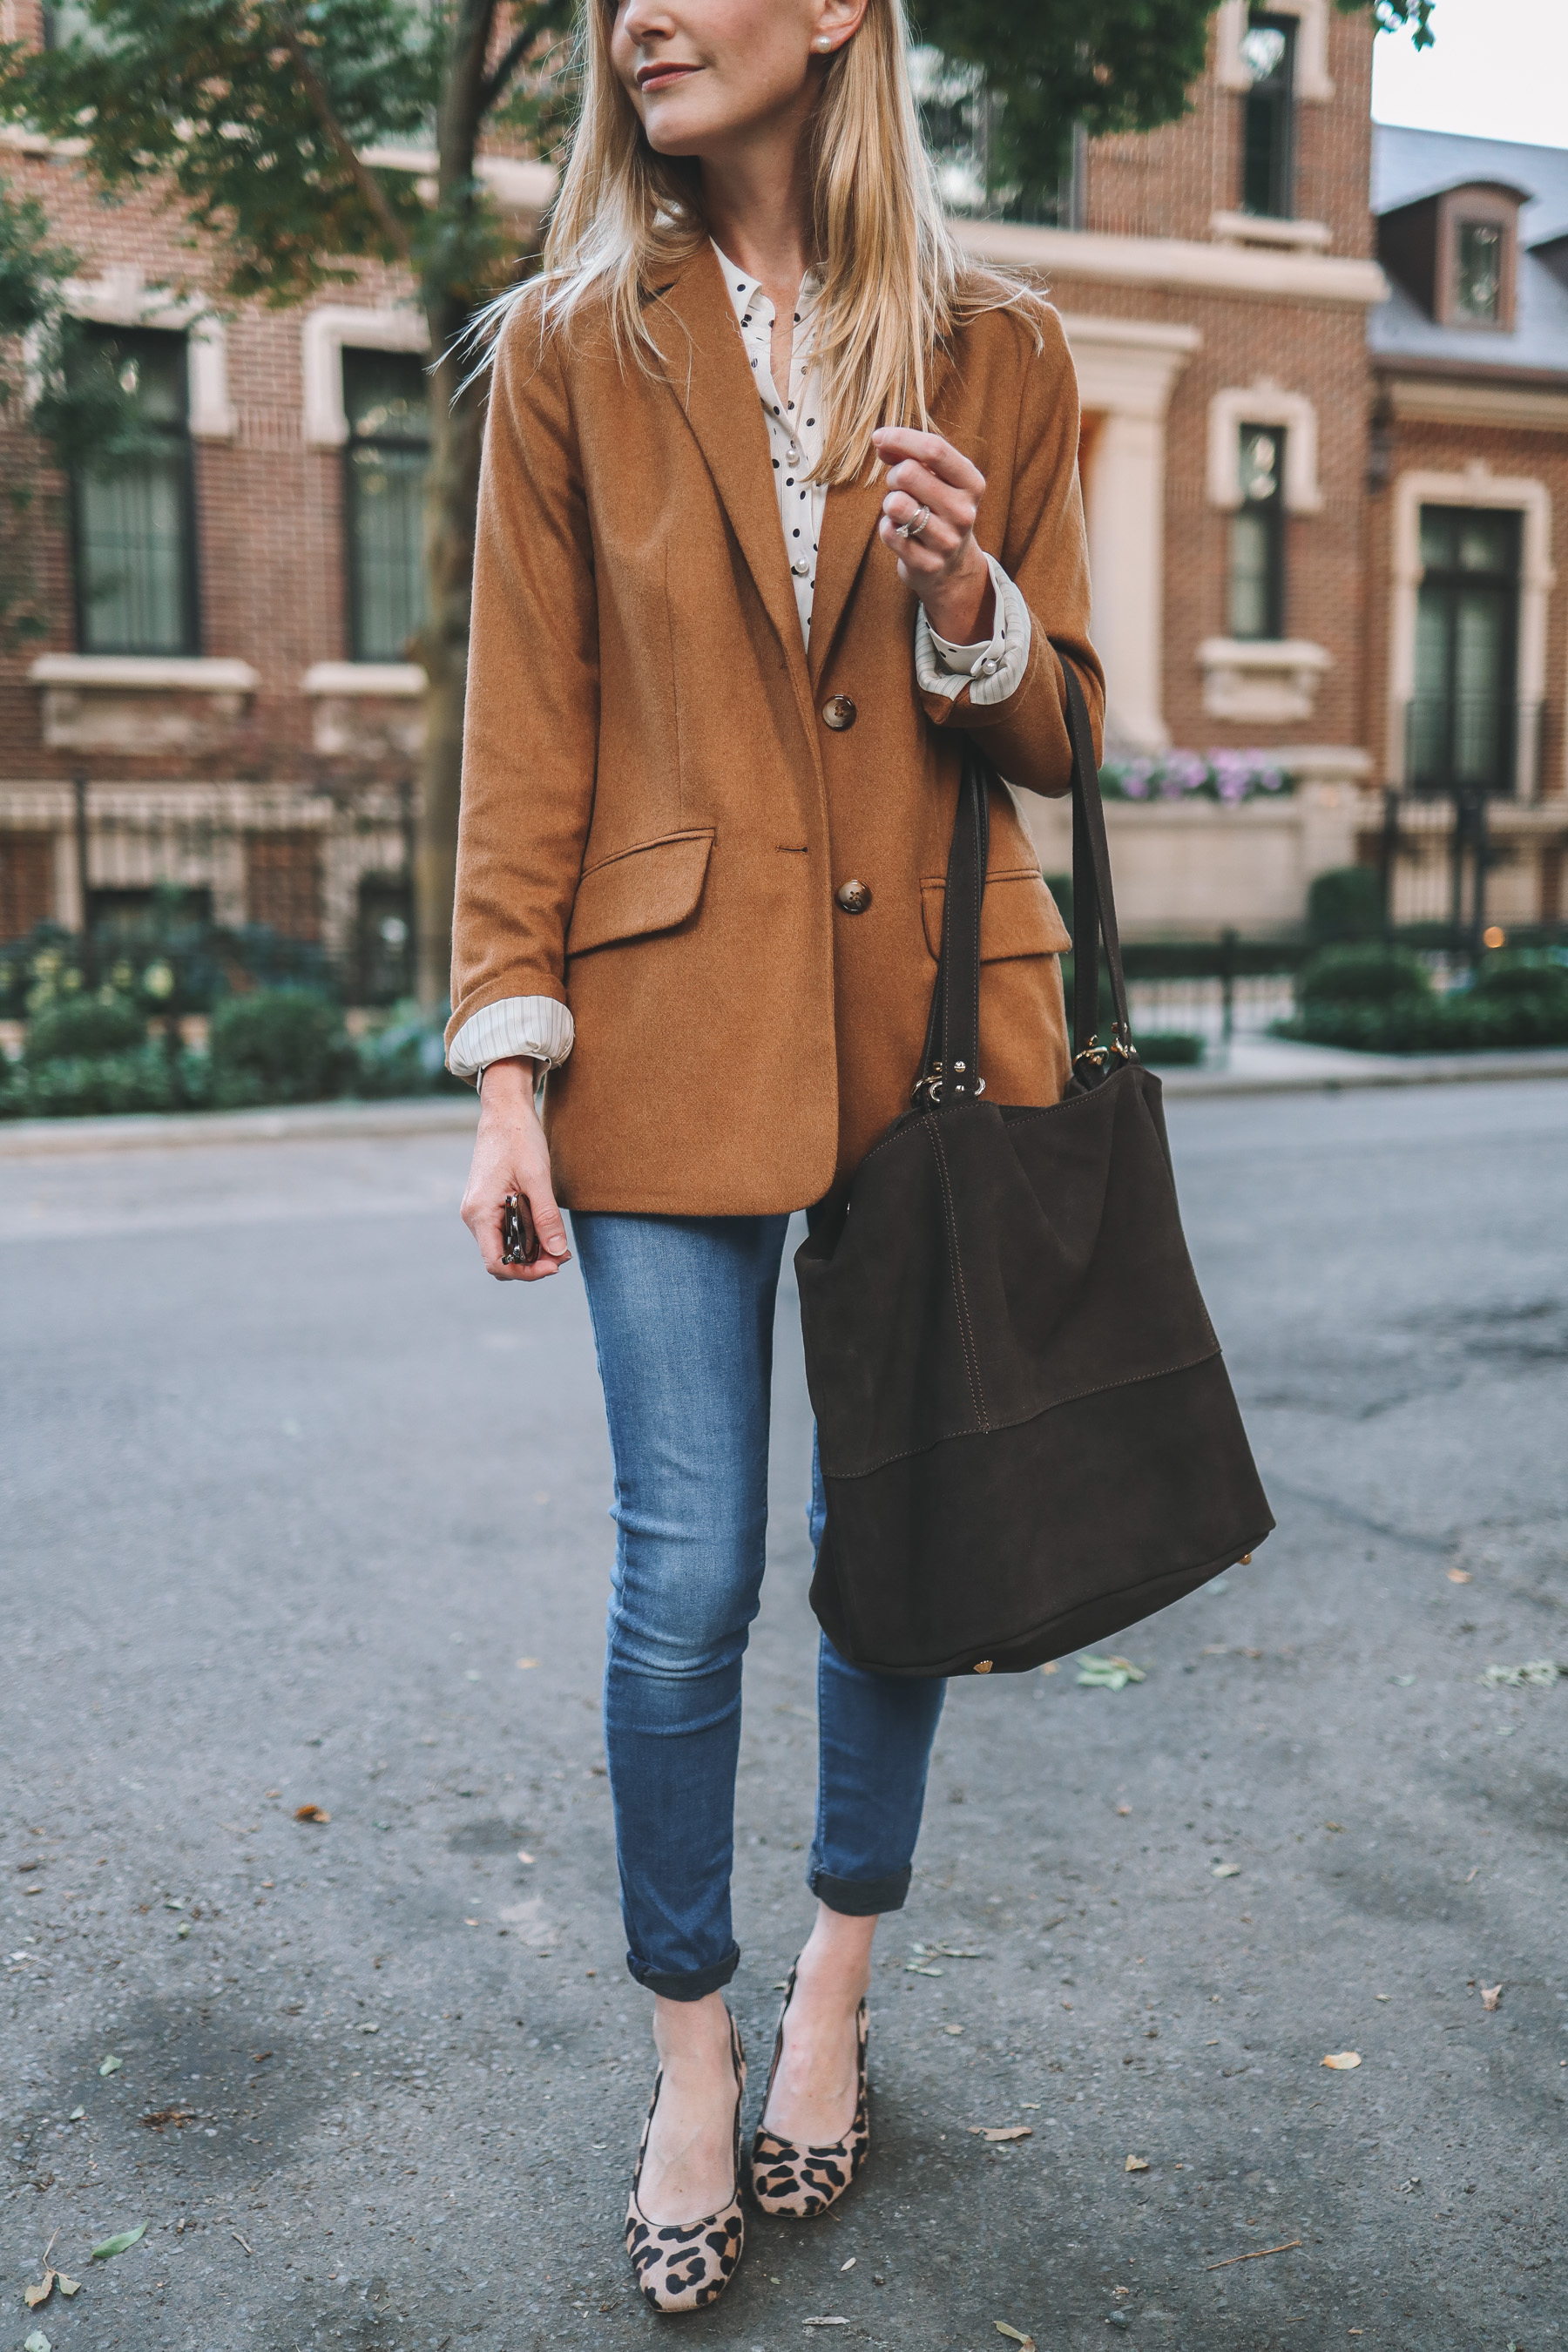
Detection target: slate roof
<box><xmin>1369</xmin><ymin>123</ymin><xmax>1568</xmax><ymax>379</ymax></box>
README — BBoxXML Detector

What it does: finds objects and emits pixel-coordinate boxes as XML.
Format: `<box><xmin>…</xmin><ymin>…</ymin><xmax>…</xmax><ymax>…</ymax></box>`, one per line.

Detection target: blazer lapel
<box><xmin>808</xmin><ymin>474</ymin><xmax>884</xmax><ymax>691</ymax></box>
<box><xmin>647</xmin><ymin>247</ymin><xmax>812</xmax><ymax>708</ymax></box>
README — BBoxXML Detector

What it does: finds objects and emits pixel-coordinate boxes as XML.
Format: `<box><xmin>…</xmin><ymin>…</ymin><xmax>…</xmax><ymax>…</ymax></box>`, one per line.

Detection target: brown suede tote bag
<box><xmin>798</xmin><ymin>651</ymin><xmax>1274</xmax><ymax>1678</ymax></box>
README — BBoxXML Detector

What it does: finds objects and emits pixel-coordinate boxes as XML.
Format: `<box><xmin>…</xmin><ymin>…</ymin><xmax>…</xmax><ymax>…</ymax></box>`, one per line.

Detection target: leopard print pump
<box><xmin>625</xmin><ymin>2011</ymin><xmax>747</xmax><ymax>2315</ymax></box>
<box><xmin>748</xmin><ymin>1967</ymin><xmax>870</xmax><ymax>2220</ymax></box>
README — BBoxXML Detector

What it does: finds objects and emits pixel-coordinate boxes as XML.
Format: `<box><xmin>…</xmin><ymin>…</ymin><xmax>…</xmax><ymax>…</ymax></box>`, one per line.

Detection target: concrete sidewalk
<box><xmin>3</xmin><ymin>1037</ymin><xmax>1567</xmax><ymax>1156</ymax></box>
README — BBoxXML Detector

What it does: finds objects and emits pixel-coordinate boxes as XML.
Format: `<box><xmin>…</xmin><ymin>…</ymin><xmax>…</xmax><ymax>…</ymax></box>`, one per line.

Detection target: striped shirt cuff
<box><xmin>915</xmin><ymin>553</ymin><xmax>1031</xmax><ymax>706</ymax></box>
<box><xmin>447</xmin><ymin>995</ymin><xmax>576</xmax><ymax>1085</ymax></box>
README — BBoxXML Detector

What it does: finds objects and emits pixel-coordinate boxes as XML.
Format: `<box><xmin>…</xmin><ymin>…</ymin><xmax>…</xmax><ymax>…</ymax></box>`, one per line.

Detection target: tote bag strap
<box><xmin>915</xmin><ymin>643</ymin><xmax>1132</xmax><ymax>1105</ymax></box>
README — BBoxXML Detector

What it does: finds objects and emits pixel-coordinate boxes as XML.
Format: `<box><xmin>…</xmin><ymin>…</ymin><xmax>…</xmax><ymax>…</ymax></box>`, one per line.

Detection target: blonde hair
<box><xmin>505</xmin><ymin>0</ymin><xmax>1019</xmax><ymax>486</ymax></box>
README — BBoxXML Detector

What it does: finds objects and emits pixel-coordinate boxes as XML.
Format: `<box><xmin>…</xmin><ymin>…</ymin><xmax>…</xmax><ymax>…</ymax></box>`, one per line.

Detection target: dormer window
<box><xmin>1377</xmin><ymin>182</ymin><xmax>1524</xmax><ymax>333</ymax></box>
<box><xmin>1454</xmin><ymin>220</ymin><xmax>1503</xmax><ymax>323</ymax></box>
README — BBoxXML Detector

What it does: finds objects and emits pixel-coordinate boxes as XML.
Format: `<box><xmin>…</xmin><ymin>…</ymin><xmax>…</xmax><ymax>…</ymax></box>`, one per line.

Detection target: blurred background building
<box><xmin>2</xmin><ymin>0</ymin><xmax>1565</xmax><ymax>976</ymax></box>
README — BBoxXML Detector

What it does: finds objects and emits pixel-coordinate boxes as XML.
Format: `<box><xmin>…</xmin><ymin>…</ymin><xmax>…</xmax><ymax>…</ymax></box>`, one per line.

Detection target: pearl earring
<box><xmin>814</xmin><ymin>36</ymin><xmax>833</xmax><ymax>51</ymax></box>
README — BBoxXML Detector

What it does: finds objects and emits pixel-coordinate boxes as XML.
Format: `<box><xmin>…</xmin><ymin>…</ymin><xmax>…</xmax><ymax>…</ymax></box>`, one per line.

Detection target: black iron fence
<box><xmin>1372</xmin><ymin>786</ymin><xmax>1567</xmax><ymax>961</ymax></box>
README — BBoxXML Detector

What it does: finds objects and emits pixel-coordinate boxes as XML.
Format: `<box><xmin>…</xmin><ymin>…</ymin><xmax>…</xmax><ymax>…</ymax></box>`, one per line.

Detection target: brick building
<box><xmin>2</xmin><ymin>0</ymin><xmax>1565</xmax><ymax>958</ymax></box>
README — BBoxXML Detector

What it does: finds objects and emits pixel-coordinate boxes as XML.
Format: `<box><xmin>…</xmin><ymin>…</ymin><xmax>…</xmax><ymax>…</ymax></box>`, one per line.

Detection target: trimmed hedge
<box><xmin>1283</xmin><ymin>943</ymin><xmax>1568</xmax><ymax>1053</ymax></box>
<box><xmin>206</xmin><ymin>990</ymin><xmax>354</xmax><ymax>1109</ymax></box>
<box><xmin>24</xmin><ymin>991</ymin><xmax>149</xmax><ymax>1063</ymax></box>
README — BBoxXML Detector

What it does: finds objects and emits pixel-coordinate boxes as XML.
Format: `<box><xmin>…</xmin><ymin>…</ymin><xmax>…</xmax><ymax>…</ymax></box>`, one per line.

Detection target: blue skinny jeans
<box><xmin>572</xmin><ymin>1211</ymin><xmax>947</xmax><ymax>2000</ymax></box>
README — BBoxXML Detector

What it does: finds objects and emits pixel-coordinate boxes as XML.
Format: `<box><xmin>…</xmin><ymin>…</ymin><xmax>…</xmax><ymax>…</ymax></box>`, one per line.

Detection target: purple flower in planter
<box><xmin>1159</xmin><ymin>750</ymin><xmax>1209</xmax><ymax>797</ymax></box>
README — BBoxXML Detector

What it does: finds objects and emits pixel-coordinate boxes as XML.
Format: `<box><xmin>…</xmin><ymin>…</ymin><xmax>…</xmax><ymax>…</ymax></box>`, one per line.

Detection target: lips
<box><xmin>636</xmin><ymin>62</ymin><xmax>699</xmax><ymax>91</ymax></box>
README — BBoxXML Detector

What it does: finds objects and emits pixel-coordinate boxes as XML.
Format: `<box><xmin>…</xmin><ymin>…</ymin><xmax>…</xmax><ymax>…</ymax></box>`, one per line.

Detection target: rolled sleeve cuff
<box><xmin>447</xmin><ymin>994</ymin><xmax>575</xmax><ymax>1085</ymax></box>
<box><xmin>915</xmin><ymin>551</ymin><xmax>1032</xmax><ymax>706</ymax></box>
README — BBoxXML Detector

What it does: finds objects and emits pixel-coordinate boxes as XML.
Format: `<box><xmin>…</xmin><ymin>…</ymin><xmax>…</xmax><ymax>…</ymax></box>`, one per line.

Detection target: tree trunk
<box><xmin>414</xmin><ymin>327</ymin><xmax>485</xmax><ymax>1012</ymax></box>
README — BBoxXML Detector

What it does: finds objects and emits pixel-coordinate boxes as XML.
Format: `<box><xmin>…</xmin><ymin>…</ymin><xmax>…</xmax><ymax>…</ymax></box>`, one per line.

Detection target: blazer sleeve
<box><xmin>445</xmin><ymin>301</ymin><xmax>599</xmax><ymax>1052</ymax></box>
<box><xmin>917</xmin><ymin>302</ymin><xmax>1105</xmax><ymax>798</ymax></box>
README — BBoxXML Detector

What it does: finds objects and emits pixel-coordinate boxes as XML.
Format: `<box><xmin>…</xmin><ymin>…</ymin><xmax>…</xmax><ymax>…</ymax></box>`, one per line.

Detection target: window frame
<box><xmin>1240</xmin><ymin>7</ymin><xmax>1298</xmax><ymax>222</ymax></box>
<box><xmin>1437</xmin><ymin>188</ymin><xmax>1520</xmax><ymax>333</ymax></box>
<box><xmin>68</xmin><ymin>323</ymin><xmax>201</xmax><ymax>659</ymax></box>
<box><xmin>1408</xmin><ymin>504</ymin><xmax>1522</xmax><ymax>798</ymax></box>
<box><xmin>1227</xmin><ymin>422</ymin><xmax>1288</xmax><ymax>644</ymax></box>
<box><xmin>341</xmin><ymin>347</ymin><xmax>430</xmax><ymax>667</ymax></box>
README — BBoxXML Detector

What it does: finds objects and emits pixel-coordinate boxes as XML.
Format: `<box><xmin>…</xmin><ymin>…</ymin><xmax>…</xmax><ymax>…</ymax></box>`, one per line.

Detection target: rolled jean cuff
<box><xmin>808</xmin><ymin>1863</ymin><xmax>912</xmax><ymax>1917</ymax></box>
<box><xmin>626</xmin><ymin>1942</ymin><xmax>740</xmax><ymax>2002</ymax></box>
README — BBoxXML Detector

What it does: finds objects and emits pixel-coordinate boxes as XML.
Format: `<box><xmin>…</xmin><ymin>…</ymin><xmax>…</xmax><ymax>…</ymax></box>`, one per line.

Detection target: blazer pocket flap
<box><xmin>921</xmin><ymin>868</ymin><xmax>1072</xmax><ymax>962</ymax></box>
<box><xmin>568</xmin><ymin>828</ymin><xmax>715</xmax><ymax>957</ymax></box>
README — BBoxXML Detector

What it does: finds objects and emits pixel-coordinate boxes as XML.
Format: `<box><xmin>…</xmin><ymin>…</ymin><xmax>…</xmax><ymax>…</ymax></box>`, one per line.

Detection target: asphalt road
<box><xmin>3</xmin><ymin>1079</ymin><xmax>1565</xmax><ymax>2352</ymax></box>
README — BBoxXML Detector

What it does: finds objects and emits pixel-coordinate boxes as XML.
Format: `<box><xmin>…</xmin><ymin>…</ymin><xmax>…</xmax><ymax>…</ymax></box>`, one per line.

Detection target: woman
<box><xmin>450</xmin><ymin>0</ymin><xmax>1103</xmax><ymax>2314</ymax></box>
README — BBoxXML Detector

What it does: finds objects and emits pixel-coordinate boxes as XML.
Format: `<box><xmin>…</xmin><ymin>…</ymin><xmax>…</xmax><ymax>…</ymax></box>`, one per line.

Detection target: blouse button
<box><xmin>787</xmin><ymin>442</ymin><xmax>801</xmax><ymax>464</ymax></box>
<box><xmin>792</xmin><ymin>559</ymin><xmax>811</xmax><ymax>578</ymax></box>
<box><xmin>835</xmin><ymin>880</ymin><xmax>872</xmax><ymax>915</ymax></box>
<box><xmin>978</xmin><ymin>655</ymin><xmax>1001</xmax><ymax>678</ymax></box>
<box><xmin>821</xmin><ymin>693</ymin><xmax>856</xmax><ymax>730</ymax></box>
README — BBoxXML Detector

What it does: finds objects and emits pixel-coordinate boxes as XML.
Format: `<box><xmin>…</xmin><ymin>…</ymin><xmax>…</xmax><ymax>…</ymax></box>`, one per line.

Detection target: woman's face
<box><xmin>608</xmin><ymin>0</ymin><xmax>864</xmax><ymax>159</ymax></box>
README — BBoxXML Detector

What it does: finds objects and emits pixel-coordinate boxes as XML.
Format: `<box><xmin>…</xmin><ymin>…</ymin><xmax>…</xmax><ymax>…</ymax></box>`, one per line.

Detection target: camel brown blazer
<box><xmin>448</xmin><ymin>241</ymin><xmax>1105</xmax><ymax>1213</ymax></box>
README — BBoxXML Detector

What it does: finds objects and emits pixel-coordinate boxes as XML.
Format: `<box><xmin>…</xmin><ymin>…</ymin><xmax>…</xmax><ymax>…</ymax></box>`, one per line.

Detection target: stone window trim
<box><xmin>1387</xmin><ymin>464</ymin><xmax>1556</xmax><ymax>801</ymax></box>
<box><xmin>1207</xmin><ymin>385</ymin><xmax>1323</xmax><ymax>515</ymax></box>
<box><xmin>301</xmin><ymin>661</ymin><xmax>425</xmax><ymax>697</ymax></box>
<box><xmin>1214</xmin><ymin>0</ymin><xmax>1334</xmax><ymax>102</ymax></box>
<box><xmin>28</xmin><ymin>653</ymin><xmax>259</xmax><ymax>693</ymax></box>
<box><xmin>44</xmin><ymin>268</ymin><xmax>235</xmax><ymax>441</ymax></box>
<box><xmin>1197</xmin><ymin>637</ymin><xmax>1331</xmax><ymax>724</ymax></box>
<box><xmin>304</xmin><ymin>305</ymin><xmax>429</xmax><ymax>449</ymax></box>
<box><xmin>1209</xmin><ymin>210</ymin><xmax>1331</xmax><ymax>253</ymax></box>
<box><xmin>1436</xmin><ymin>186</ymin><xmax>1522</xmax><ymax>334</ymax></box>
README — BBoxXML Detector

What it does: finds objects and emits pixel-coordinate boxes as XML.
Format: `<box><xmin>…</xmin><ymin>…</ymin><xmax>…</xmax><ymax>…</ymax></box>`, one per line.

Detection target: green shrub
<box><xmin>1307</xmin><ymin>865</ymin><xmax>1382</xmax><ymax>946</ymax></box>
<box><xmin>24</xmin><ymin>989</ymin><xmax>147</xmax><ymax>1063</ymax></box>
<box><xmin>206</xmin><ymin>990</ymin><xmax>350</xmax><ymax>1108</ymax></box>
<box><xmin>1136</xmin><ymin>1031</ymin><xmax>1205</xmax><ymax>1066</ymax></box>
<box><xmin>1468</xmin><ymin>949</ymin><xmax>1568</xmax><ymax>1007</ymax></box>
<box><xmin>1296</xmin><ymin>943</ymin><xmax>1434</xmax><ymax>1008</ymax></box>
<box><xmin>0</xmin><ymin>1043</ymin><xmax>177</xmax><ymax>1119</ymax></box>
<box><xmin>350</xmin><ymin>1004</ymin><xmax>465</xmax><ymax>1099</ymax></box>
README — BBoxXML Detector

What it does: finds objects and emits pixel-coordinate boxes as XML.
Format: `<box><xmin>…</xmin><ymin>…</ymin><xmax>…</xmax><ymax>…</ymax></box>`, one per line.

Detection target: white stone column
<box><xmin>1060</xmin><ymin>317</ymin><xmax>1201</xmax><ymax>755</ymax></box>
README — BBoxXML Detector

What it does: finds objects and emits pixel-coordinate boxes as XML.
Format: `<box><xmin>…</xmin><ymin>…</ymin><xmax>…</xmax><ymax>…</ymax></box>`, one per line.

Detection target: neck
<box><xmin>699</xmin><ymin>98</ymin><xmax>817</xmax><ymax>311</ymax></box>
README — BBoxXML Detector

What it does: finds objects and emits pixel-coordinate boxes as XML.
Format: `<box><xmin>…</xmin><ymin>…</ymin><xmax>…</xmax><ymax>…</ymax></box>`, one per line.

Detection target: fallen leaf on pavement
<box><xmin>1447</xmin><ymin>1569</ymin><xmax>1472</xmax><ymax>1584</ymax></box>
<box><xmin>1077</xmin><ymin>1653</ymin><xmax>1146</xmax><ymax>1689</ymax></box>
<box><xmin>1212</xmin><ymin>1863</ymin><xmax>1242</xmax><ymax>1878</ymax></box>
<box><xmin>904</xmin><ymin>1962</ymin><xmax>943</xmax><ymax>1976</ymax></box>
<box><xmin>1481</xmin><ymin>1984</ymin><xmax>1502</xmax><ymax>2011</ymax></box>
<box><xmin>1039</xmin><ymin>1661</ymin><xmax>1058</xmax><ymax>1675</ymax></box>
<box><xmin>139</xmin><ymin>2108</ymin><xmax>195</xmax><ymax>2132</ymax></box>
<box><xmin>91</xmin><ymin>2225</ymin><xmax>146</xmax><ymax>2260</ymax></box>
<box><xmin>516</xmin><ymin>1850</ymin><xmax>535</xmax><ymax>1865</ymax></box>
<box><xmin>66</xmin><ymin>2108</ymin><xmax>84</xmax><ymax>2121</ymax></box>
<box><xmin>98</xmin><ymin>2055</ymin><xmax>121</xmax><ymax>2076</ymax></box>
<box><xmin>252</xmin><ymin>2052</ymin><xmax>272</xmax><ymax>2064</ymax></box>
<box><xmin>1125</xmin><ymin>2155</ymin><xmax>1150</xmax><ymax>2172</ymax></box>
<box><xmin>943</xmin><ymin>2024</ymin><xmax>964</xmax><ymax>2035</ymax></box>
<box><xmin>1326</xmin><ymin>1821</ymin><xmax>1344</xmax><ymax>1832</ymax></box>
<box><xmin>969</xmin><ymin>2126</ymin><xmax>1033</xmax><ymax>2142</ymax></box>
<box><xmin>24</xmin><ymin>2331</ymin><xmax>51</xmax><ymax>2352</ymax></box>
<box><xmin>56</xmin><ymin>2279</ymin><xmax>79</xmax><ymax>2299</ymax></box>
<box><xmin>996</xmin><ymin>2327</ymin><xmax>1037</xmax><ymax>2349</ymax></box>
<box><xmin>841</xmin><ymin>2257</ymin><xmax>855</xmax><ymax>2270</ymax></box>
<box><xmin>1116</xmin><ymin>1803</ymin><xmax>1132</xmax><ymax>1815</ymax></box>
<box><xmin>294</xmin><ymin>1804</ymin><xmax>330</xmax><ymax>1823</ymax></box>
<box><xmin>1321</xmin><ymin>2052</ymin><xmax>1362</xmax><ymax>2071</ymax></box>
<box><xmin>803</xmin><ymin>2320</ymin><xmax>848</xmax><ymax>2328</ymax></box>
<box><xmin>1483</xmin><ymin>1659</ymin><xmax>1564</xmax><ymax>1688</ymax></box>
<box><xmin>24</xmin><ymin>2275</ymin><xmax>54</xmax><ymax>2308</ymax></box>
<box><xmin>913</xmin><ymin>1942</ymin><xmax>985</xmax><ymax>1959</ymax></box>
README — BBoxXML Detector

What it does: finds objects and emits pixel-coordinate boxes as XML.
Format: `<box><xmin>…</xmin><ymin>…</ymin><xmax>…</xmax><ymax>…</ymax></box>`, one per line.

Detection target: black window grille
<box><xmin>1228</xmin><ymin>424</ymin><xmax>1287</xmax><ymax>642</ymax></box>
<box><xmin>71</xmin><ymin>326</ymin><xmax>199</xmax><ymax>656</ymax></box>
<box><xmin>1409</xmin><ymin>507</ymin><xmax>1521</xmax><ymax>795</ymax></box>
<box><xmin>344</xmin><ymin>348</ymin><xmax>429</xmax><ymax>663</ymax></box>
<box><xmin>1240</xmin><ymin>9</ymin><xmax>1297</xmax><ymax>220</ymax></box>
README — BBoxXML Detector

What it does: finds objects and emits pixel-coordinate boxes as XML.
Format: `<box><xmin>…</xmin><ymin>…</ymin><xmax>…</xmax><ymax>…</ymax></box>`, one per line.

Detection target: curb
<box><xmin>1160</xmin><ymin>1046</ymin><xmax>1568</xmax><ymax>1098</ymax></box>
<box><xmin>0</xmin><ymin>1093</ymin><xmax>478</xmax><ymax>1159</ymax></box>
<box><xmin>2</xmin><ymin>1051</ymin><xmax>1566</xmax><ymax>1157</ymax></box>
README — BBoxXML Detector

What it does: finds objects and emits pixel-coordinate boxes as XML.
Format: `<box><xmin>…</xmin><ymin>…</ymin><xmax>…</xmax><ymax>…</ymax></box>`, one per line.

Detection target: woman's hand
<box><xmin>460</xmin><ymin>1057</ymin><xmax>571</xmax><ymax>1282</ymax></box>
<box><xmin>872</xmin><ymin>425</ymin><xmax>995</xmax><ymax>646</ymax></box>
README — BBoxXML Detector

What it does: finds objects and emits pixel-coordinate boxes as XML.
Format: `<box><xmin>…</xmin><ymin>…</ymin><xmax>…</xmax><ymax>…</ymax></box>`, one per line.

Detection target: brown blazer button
<box><xmin>835</xmin><ymin>880</ymin><xmax>872</xmax><ymax>915</ymax></box>
<box><xmin>821</xmin><ymin>693</ymin><xmax>856</xmax><ymax>730</ymax></box>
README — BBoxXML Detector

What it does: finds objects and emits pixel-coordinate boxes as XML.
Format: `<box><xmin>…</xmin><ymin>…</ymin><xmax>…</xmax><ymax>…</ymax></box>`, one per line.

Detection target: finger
<box><xmin>873</xmin><ymin>426</ymin><xmax>985</xmax><ymax>495</ymax></box>
<box><xmin>883</xmin><ymin>461</ymin><xmax>977</xmax><ymax>530</ymax></box>
<box><xmin>881</xmin><ymin>488</ymin><xmax>963</xmax><ymax>554</ymax></box>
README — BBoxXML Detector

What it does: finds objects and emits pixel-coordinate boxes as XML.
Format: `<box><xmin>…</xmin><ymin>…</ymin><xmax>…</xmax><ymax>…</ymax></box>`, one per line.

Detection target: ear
<box><xmin>811</xmin><ymin>0</ymin><xmax>870</xmax><ymax>57</ymax></box>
